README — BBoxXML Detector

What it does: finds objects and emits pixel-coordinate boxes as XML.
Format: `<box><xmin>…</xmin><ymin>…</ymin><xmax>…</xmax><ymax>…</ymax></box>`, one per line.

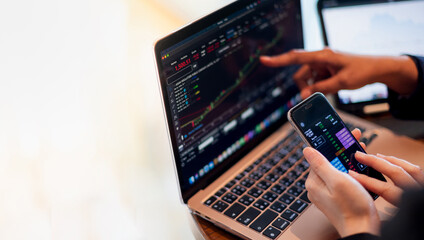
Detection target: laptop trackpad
<box><xmin>282</xmin><ymin>205</ymin><xmax>339</xmax><ymax>240</ymax></box>
<box><xmin>282</xmin><ymin>197</ymin><xmax>397</xmax><ymax>240</ymax></box>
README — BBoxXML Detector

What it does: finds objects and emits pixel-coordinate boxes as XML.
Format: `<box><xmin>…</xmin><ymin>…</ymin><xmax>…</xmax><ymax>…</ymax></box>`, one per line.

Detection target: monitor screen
<box><xmin>321</xmin><ymin>0</ymin><xmax>424</xmax><ymax>104</ymax></box>
<box><xmin>156</xmin><ymin>0</ymin><xmax>303</xmax><ymax>201</ymax></box>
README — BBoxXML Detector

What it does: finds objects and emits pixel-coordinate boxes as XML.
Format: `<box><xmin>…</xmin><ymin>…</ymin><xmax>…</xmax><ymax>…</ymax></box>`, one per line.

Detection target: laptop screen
<box><xmin>320</xmin><ymin>0</ymin><xmax>424</xmax><ymax>104</ymax></box>
<box><xmin>155</xmin><ymin>0</ymin><xmax>303</xmax><ymax>202</ymax></box>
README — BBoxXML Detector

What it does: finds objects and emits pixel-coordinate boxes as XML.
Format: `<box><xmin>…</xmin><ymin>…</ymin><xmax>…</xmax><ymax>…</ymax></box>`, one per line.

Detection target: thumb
<box><xmin>303</xmin><ymin>147</ymin><xmax>338</xmax><ymax>182</ymax></box>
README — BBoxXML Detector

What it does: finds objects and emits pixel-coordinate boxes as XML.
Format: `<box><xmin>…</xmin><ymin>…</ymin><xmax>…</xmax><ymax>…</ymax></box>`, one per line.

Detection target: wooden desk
<box><xmin>191</xmin><ymin>214</ymin><xmax>241</xmax><ymax>240</ymax></box>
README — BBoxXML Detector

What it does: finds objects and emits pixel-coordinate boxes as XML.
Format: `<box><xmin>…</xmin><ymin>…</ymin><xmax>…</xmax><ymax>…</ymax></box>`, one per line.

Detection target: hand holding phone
<box><xmin>302</xmin><ymin>146</ymin><xmax>382</xmax><ymax>238</ymax></box>
<box><xmin>288</xmin><ymin>92</ymin><xmax>386</xmax><ymax>199</ymax></box>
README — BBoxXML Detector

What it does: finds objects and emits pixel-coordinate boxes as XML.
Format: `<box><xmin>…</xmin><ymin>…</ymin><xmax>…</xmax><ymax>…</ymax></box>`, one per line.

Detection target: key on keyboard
<box><xmin>212</xmin><ymin>200</ymin><xmax>229</xmax><ymax>212</ymax></box>
<box><xmin>290</xmin><ymin>199</ymin><xmax>308</xmax><ymax>213</ymax></box>
<box><xmin>249</xmin><ymin>209</ymin><xmax>278</xmax><ymax>232</ymax></box>
<box><xmin>204</xmin><ymin>131</ymin><xmax>314</xmax><ymax>236</ymax></box>
<box><xmin>272</xmin><ymin>218</ymin><xmax>290</xmax><ymax>231</ymax></box>
<box><xmin>224</xmin><ymin>202</ymin><xmax>246</xmax><ymax>219</ymax></box>
<box><xmin>239</xmin><ymin>195</ymin><xmax>255</xmax><ymax>206</ymax></box>
<box><xmin>263</xmin><ymin>226</ymin><xmax>281</xmax><ymax>239</ymax></box>
<box><xmin>281</xmin><ymin>209</ymin><xmax>298</xmax><ymax>222</ymax></box>
<box><xmin>237</xmin><ymin>207</ymin><xmax>260</xmax><ymax>225</ymax></box>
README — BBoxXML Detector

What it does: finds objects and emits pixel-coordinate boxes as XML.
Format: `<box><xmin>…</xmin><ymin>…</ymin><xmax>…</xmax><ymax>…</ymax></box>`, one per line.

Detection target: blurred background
<box><xmin>0</xmin><ymin>0</ymin><xmax>322</xmax><ymax>239</ymax></box>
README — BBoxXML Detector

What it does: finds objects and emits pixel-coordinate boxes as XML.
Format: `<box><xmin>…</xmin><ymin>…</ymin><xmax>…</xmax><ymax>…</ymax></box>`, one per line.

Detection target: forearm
<box><xmin>376</xmin><ymin>56</ymin><xmax>418</xmax><ymax>95</ymax></box>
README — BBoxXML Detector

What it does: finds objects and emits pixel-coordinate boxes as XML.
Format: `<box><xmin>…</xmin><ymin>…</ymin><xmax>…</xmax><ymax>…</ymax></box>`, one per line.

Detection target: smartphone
<box><xmin>288</xmin><ymin>92</ymin><xmax>385</xmax><ymax>199</ymax></box>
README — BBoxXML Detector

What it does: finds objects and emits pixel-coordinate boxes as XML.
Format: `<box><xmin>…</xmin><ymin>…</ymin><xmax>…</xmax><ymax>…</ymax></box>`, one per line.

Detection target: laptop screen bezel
<box><xmin>154</xmin><ymin>0</ymin><xmax>303</xmax><ymax>203</ymax></box>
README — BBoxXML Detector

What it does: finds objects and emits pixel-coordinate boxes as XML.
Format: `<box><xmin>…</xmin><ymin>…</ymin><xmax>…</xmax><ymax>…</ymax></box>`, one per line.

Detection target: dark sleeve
<box><xmin>388</xmin><ymin>55</ymin><xmax>424</xmax><ymax>120</ymax></box>
<box><xmin>338</xmin><ymin>233</ymin><xmax>380</xmax><ymax>240</ymax></box>
<box><xmin>380</xmin><ymin>188</ymin><xmax>424</xmax><ymax>240</ymax></box>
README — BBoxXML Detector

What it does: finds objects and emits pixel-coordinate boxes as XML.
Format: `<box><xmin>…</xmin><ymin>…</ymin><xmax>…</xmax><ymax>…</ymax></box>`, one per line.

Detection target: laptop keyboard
<box><xmin>203</xmin><ymin>123</ymin><xmax>375</xmax><ymax>239</ymax></box>
<box><xmin>204</xmin><ymin>130</ymin><xmax>309</xmax><ymax>239</ymax></box>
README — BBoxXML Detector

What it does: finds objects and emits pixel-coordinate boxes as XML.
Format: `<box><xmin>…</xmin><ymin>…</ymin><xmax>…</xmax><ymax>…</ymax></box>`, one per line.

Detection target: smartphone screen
<box><xmin>289</xmin><ymin>93</ymin><xmax>385</xmax><ymax>199</ymax></box>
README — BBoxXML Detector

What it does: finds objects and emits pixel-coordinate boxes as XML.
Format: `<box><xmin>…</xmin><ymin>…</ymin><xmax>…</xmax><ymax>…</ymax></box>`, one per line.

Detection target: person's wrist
<box><xmin>383</xmin><ymin>56</ymin><xmax>418</xmax><ymax>95</ymax></box>
<box><xmin>339</xmin><ymin>214</ymin><xmax>380</xmax><ymax>238</ymax></box>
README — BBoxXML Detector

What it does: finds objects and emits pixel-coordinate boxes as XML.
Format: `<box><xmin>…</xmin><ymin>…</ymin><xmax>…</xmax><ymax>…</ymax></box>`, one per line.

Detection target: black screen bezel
<box><xmin>289</xmin><ymin>93</ymin><xmax>386</xmax><ymax>199</ymax></box>
<box><xmin>154</xmin><ymin>0</ymin><xmax>303</xmax><ymax>203</ymax></box>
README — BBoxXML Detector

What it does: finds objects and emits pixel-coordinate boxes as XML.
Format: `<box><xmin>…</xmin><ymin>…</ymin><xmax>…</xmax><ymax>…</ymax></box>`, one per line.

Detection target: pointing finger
<box><xmin>260</xmin><ymin>49</ymin><xmax>336</xmax><ymax>67</ymax></box>
<box><xmin>377</xmin><ymin>154</ymin><xmax>424</xmax><ymax>186</ymax></box>
<box><xmin>355</xmin><ymin>152</ymin><xmax>419</xmax><ymax>188</ymax></box>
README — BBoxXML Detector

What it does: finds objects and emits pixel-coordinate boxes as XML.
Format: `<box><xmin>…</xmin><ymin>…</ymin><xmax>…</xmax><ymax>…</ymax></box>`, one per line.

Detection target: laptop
<box><xmin>318</xmin><ymin>0</ymin><xmax>424</xmax><ymax>115</ymax></box>
<box><xmin>153</xmin><ymin>0</ymin><xmax>424</xmax><ymax>239</ymax></box>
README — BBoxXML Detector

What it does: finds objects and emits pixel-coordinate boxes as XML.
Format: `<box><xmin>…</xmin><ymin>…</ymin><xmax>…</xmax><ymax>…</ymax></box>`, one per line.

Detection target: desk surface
<box><xmin>191</xmin><ymin>214</ymin><xmax>241</xmax><ymax>240</ymax></box>
<box><xmin>363</xmin><ymin>113</ymin><xmax>424</xmax><ymax>139</ymax></box>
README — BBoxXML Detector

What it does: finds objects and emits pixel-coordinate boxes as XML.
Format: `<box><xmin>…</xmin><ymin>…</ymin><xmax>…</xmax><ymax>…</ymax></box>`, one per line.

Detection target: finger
<box><xmin>349</xmin><ymin>170</ymin><xmax>402</xmax><ymax>206</ymax></box>
<box><xmin>355</xmin><ymin>152</ymin><xmax>419</xmax><ymax>188</ymax></box>
<box><xmin>305</xmin><ymin>170</ymin><xmax>328</xmax><ymax>203</ymax></box>
<box><xmin>314</xmin><ymin>66</ymin><xmax>332</xmax><ymax>82</ymax></box>
<box><xmin>351</xmin><ymin>128</ymin><xmax>366</xmax><ymax>150</ymax></box>
<box><xmin>377</xmin><ymin>154</ymin><xmax>424</xmax><ymax>186</ymax></box>
<box><xmin>300</xmin><ymin>87</ymin><xmax>313</xmax><ymax>99</ymax></box>
<box><xmin>293</xmin><ymin>65</ymin><xmax>311</xmax><ymax>90</ymax></box>
<box><xmin>303</xmin><ymin>147</ymin><xmax>339</xmax><ymax>183</ymax></box>
<box><xmin>306</xmin><ymin>170</ymin><xmax>326</xmax><ymax>190</ymax></box>
<box><xmin>293</xmin><ymin>65</ymin><xmax>311</xmax><ymax>81</ymax></box>
<box><xmin>260</xmin><ymin>49</ymin><xmax>334</xmax><ymax>67</ymax></box>
<box><xmin>309</xmin><ymin>75</ymin><xmax>344</xmax><ymax>95</ymax></box>
<box><xmin>351</xmin><ymin>128</ymin><xmax>362</xmax><ymax>142</ymax></box>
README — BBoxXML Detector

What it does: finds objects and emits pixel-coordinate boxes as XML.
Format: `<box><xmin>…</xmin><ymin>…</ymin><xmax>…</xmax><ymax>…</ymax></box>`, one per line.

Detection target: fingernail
<box><xmin>260</xmin><ymin>56</ymin><xmax>271</xmax><ymax>61</ymax></box>
<box><xmin>348</xmin><ymin>170</ymin><xmax>358</xmax><ymax>176</ymax></box>
<box><xmin>302</xmin><ymin>147</ymin><xmax>315</xmax><ymax>160</ymax></box>
<box><xmin>303</xmin><ymin>147</ymin><xmax>311</xmax><ymax>156</ymax></box>
<box><xmin>376</xmin><ymin>153</ymin><xmax>385</xmax><ymax>157</ymax></box>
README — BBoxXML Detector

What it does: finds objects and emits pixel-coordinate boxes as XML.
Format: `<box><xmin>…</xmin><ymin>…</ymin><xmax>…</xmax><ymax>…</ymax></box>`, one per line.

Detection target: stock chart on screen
<box><xmin>160</xmin><ymin>0</ymin><xmax>303</xmax><ymax>188</ymax></box>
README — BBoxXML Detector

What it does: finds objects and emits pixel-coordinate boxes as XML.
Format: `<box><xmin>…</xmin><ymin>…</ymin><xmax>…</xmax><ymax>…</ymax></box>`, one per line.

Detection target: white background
<box><xmin>0</xmin><ymin>1</ymin><xmax>322</xmax><ymax>239</ymax></box>
<box><xmin>323</xmin><ymin>1</ymin><xmax>424</xmax><ymax>55</ymax></box>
